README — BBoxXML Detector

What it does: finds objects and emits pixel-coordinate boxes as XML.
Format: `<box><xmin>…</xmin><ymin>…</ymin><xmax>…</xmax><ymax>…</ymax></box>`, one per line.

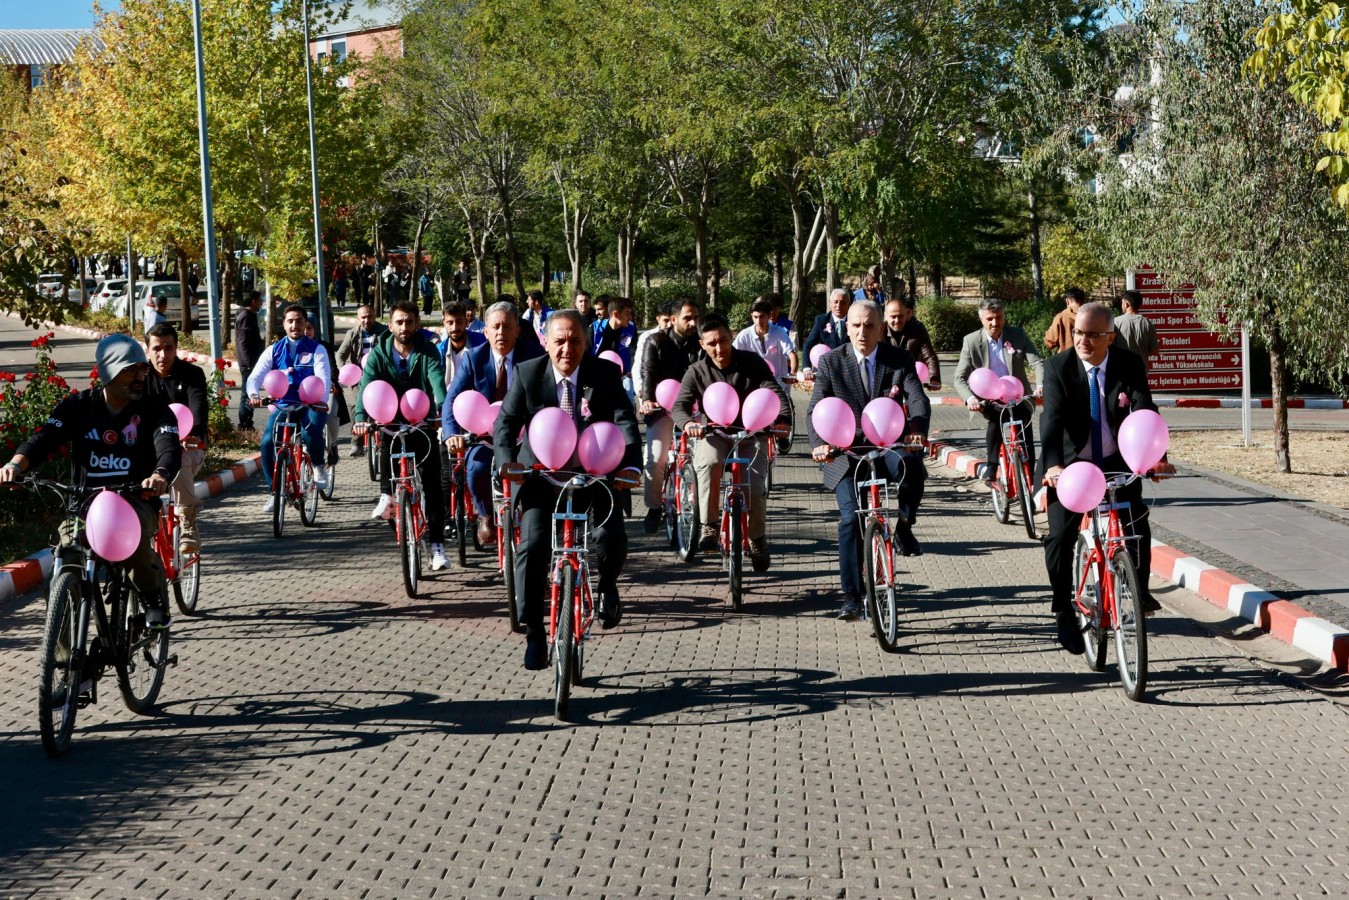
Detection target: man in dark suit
<box><xmin>802</xmin><ymin>288</ymin><xmax>852</xmax><ymax>365</ymax></box>
<box><xmin>1041</xmin><ymin>302</ymin><xmax>1175</xmax><ymax>654</ymax></box>
<box><xmin>495</xmin><ymin>310</ymin><xmax>642</xmax><ymax>670</ymax></box>
<box><xmin>807</xmin><ymin>300</ymin><xmax>931</xmax><ymax>621</ymax></box>
<box><xmin>442</xmin><ymin>300</ymin><xmax>543</xmax><ymax>546</ymax></box>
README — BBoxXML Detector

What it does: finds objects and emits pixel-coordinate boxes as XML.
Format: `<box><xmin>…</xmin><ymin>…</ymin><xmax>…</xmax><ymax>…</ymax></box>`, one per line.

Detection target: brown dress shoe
<box><xmin>476</xmin><ymin>519</ymin><xmax>496</xmax><ymax>547</ymax></box>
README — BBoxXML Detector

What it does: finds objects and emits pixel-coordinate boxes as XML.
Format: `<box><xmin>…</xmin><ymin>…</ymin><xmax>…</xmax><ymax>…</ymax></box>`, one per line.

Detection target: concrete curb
<box><xmin>928</xmin><ymin>394</ymin><xmax>1349</xmax><ymax>409</ymax></box>
<box><xmin>5</xmin><ymin>312</ymin><xmax>239</xmax><ymax>370</ymax></box>
<box><xmin>0</xmin><ymin>452</ymin><xmax>263</xmax><ymax>604</ymax></box>
<box><xmin>926</xmin><ymin>438</ymin><xmax>1349</xmax><ymax>672</ymax></box>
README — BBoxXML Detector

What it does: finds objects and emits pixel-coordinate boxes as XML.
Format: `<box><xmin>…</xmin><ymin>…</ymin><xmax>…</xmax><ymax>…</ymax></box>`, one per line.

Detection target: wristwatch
<box><xmin>154</xmin><ymin>467</ymin><xmax>171</xmax><ymax>479</ymax></box>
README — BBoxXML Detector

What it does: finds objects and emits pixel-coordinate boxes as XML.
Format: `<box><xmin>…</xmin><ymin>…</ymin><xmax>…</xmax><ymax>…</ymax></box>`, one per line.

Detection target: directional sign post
<box><xmin>1128</xmin><ymin>267</ymin><xmax>1244</xmax><ymax>394</ymax></box>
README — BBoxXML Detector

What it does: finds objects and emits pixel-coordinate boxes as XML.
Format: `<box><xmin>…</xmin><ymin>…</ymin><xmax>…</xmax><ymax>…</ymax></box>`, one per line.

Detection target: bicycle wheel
<box><xmin>1016</xmin><ymin>457</ymin><xmax>1037</xmax><ymax>540</ymax></box>
<box><xmin>727</xmin><ymin>492</ymin><xmax>744</xmax><ymax>610</ymax></box>
<box><xmin>115</xmin><ymin>583</ymin><xmax>167</xmax><ymax>714</ymax></box>
<box><xmin>172</xmin><ymin>551</ymin><xmax>201</xmax><ymax>616</ymax></box>
<box><xmin>503</xmin><ymin>525</ymin><xmax>522</xmax><ymax>633</ymax></box>
<box><xmin>319</xmin><ymin>457</ymin><xmax>336</xmax><ymax>501</ymax></box>
<box><xmin>1073</xmin><ymin>533</ymin><xmax>1108</xmax><ymax>670</ymax></box>
<box><xmin>662</xmin><ymin>468</ymin><xmax>678</xmax><ymax>548</ymax></box>
<box><xmin>38</xmin><ymin>571</ymin><xmax>85</xmax><ymax>757</ymax></box>
<box><xmin>1111</xmin><ymin>548</ymin><xmax>1148</xmax><ymax>702</ymax></box>
<box><xmin>298</xmin><ymin>455</ymin><xmax>319</xmax><ymax>526</ymax></box>
<box><xmin>272</xmin><ymin>453</ymin><xmax>287</xmax><ymax>538</ymax></box>
<box><xmin>990</xmin><ymin>458</ymin><xmax>1010</xmax><ymax>524</ymax></box>
<box><xmin>399</xmin><ymin>489</ymin><xmax>421</xmax><ymax>599</ymax></box>
<box><xmin>674</xmin><ymin>460</ymin><xmax>699</xmax><ymax>562</ymax></box>
<box><xmin>554</xmin><ymin>562</ymin><xmax>575</xmax><ymax>721</ymax></box>
<box><xmin>366</xmin><ymin>433</ymin><xmax>379</xmax><ymax>482</ymax></box>
<box><xmin>863</xmin><ymin>519</ymin><xmax>900</xmax><ymax>652</ymax></box>
<box><xmin>454</xmin><ymin>484</ymin><xmax>468</xmax><ymax>568</ymax></box>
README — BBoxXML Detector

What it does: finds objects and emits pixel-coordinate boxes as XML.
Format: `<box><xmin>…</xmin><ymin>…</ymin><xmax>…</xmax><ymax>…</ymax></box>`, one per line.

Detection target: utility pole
<box><xmin>303</xmin><ymin>0</ymin><xmax>330</xmax><ymax>341</ymax></box>
<box><xmin>191</xmin><ymin>0</ymin><xmax>223</xmax><ymax>358</ymax></box>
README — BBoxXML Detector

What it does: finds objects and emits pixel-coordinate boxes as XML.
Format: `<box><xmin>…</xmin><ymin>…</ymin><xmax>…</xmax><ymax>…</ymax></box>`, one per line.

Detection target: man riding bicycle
<box><xmin>672</xmin><ymin>313</ymin><xmax>790</xmax><ymax>571</ymax></box>
<box><xmin>1</xmin><ymin>334</ymin><xmax>181</xmax><ymax>627</ymax></box>
<box><xmin>441</xmin><ymin>300</ymin><xmax>543</xmax><ymax>546</ymax></box>
<box><xmin>246</xmin><ymin>304</ymin><xmax>332</xmax><ymax>512</ymax></box>
<box><xmin>144</xmin><ymin>322</ymin><xmax>209</xmax><ymax>554</ymax></box>
<box><xmin>636</xmin><ymin>300</ymin><xmax>702</xmax><ymax>534</ymax></box>
<box><xmin>354</xmin><ymin>301</ymin><xmax>450</xmax><ymax>570</ymax></box>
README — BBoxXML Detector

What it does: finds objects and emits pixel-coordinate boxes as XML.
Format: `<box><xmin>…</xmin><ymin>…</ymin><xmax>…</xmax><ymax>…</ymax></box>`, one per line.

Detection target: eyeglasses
<box><xmin>1072</xmin><ymin>328</ymin><xmax>1113</xmax><ymax>340</ymax></box>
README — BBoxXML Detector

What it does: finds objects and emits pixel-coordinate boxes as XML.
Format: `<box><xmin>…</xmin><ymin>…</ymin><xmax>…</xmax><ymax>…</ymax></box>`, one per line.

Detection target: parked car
<box><xmin>89</xmin><ymin>279</ymin><xmax>129</xmax><ymax>312</ymax></box>
<box><xmin>134</xmin><ymin>281</ymin><xmax>206</xmax><ymax>329</ymax></box>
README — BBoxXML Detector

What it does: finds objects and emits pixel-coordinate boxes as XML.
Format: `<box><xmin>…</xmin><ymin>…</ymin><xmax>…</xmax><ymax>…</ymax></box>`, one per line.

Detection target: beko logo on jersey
<box><xmin>89</xmin><ymin>452</ymin><xmax>132</xmax><ymax>471</ymax></box>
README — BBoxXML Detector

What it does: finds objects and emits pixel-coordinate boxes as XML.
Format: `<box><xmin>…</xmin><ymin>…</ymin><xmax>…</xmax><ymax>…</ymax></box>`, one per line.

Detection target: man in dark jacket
<box><xmin>638</xmin><ymin>300</ymin><xmax>702</xmax><ymax>532</ymax></box>
<box><xmin>884</xmin><ymin>297</ymin><xmax>941</xmax><ymax>389</ymax></box>
<box><xmin>145</xmin><ymin>322</ymin><xmax>209</xmax><ymax>553</ymax></box>
<box><xmin>233</xmin><ymin>291</ymin><xmax>263</xmax><ymax>430</ymax></box>
<box><xmin>802</xmin><ymin>288</ymin><xmax>852</xmax><ymax>366</ymax></box>
<box><xmin>672</xmin><ymin>314</ymin><xmax>790</xmax><ymax>570</ymax></box>
<box><xmin>495</xmin><ymin>310</ymin><xmax>642</xmax><ymax>669</ymax></box>
<box><xmin>353</xmin><ymin>301</ymin><xmax>449</xmax><ymax>570</ymax></box>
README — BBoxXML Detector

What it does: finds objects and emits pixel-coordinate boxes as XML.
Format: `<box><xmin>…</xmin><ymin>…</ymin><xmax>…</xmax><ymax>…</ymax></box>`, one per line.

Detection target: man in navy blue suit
<box><xmin>802</xmin><ymin>288</ymin><xmax>852</xmax><ymax>366</ymax></box>
<box><xmin>442</xmin><ymin>300</ymin><xmax>543</xmax><ymax>546</ymax></box>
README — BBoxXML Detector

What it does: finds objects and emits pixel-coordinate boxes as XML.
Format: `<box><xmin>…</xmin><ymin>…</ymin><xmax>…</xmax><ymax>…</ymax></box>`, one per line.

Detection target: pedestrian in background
<box><xmin>1114</xmin><ymin>290</ymin><xmax>1160</xmax><ymax>371</ymax></box>
<box><xmin>233</xmin><ymin>290</ymin><xmax>264</xmax><ymax>431</ymax></box>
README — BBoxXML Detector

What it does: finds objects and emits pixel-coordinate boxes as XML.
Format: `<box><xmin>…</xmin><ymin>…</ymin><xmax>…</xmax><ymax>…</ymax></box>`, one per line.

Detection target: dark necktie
<box><xmin>494</xmin><ymin>358</ymin><xmax>508</xmax><ymax>402</ymax></box>
<box><xmin>560</xmin><ymin>377</ymin><xmax>575</xmax><ymax>421</ymax></box>
<box><xmin>1089</xmin><ymin>366</ymin><xmax>1104</xmax><ymax>463</ymax></box>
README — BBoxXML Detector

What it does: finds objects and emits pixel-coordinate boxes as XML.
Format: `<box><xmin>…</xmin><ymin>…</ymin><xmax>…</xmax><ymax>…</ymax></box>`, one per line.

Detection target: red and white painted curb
<box><xmin>5</xmin><ymin>312</ymin><xmax>239</xmax><ymax>370</ymax></box>
<box><xmin>930</xmin><ymin>395</ymin><xmax>1349</xmax><ymax>409</ymax></box>
<box><xmin>927</xmin><ymin>439</ymin><xmax>1349</xmax><ymax>672</ymax></box>
<box><xmin>0</xmin><ymin>452</ymin><xmax>262</xmax><ymax>604</ymax></box>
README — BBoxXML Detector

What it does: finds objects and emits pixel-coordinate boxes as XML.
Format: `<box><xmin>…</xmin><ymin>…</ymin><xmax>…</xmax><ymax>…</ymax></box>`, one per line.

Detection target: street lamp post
<box><xmin>190</xmin><ymin>0</ymin><xmax>222</xmax><ymax>359</ymax></box>
<box><xmin>302</xmin><ymin>0</ymin><xmax>330</xmax><ymax>342</ymax></box>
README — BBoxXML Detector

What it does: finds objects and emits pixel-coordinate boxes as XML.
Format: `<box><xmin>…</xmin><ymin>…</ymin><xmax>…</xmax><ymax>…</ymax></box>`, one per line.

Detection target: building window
<box><xmin>330</xmin><ymin>38</ymin><xmax>346</xmax><ymax>63</ymax></box>
<box><xmin>30</xmin><ymin>65</ymin><xmax>46</xmax><ymax>89</ymax></box>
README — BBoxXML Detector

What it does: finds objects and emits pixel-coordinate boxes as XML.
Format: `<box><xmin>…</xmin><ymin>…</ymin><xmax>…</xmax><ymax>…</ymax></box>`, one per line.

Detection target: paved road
<box><xmin>1</xmin><ymin>438</ymin><xmax>1347</xmax><ymax>897</ymax></box>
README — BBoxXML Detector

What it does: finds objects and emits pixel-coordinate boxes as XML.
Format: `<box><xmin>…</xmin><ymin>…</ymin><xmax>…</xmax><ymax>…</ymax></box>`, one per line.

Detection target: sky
<box><xmin>0</xmin><ymin>0</ymin><xmax>120</xmax><ymax>30</ymax></box>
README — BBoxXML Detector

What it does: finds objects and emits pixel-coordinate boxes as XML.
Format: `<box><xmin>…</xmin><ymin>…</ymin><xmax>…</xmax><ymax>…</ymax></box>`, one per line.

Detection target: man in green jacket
<box><xmin>353</xmin><ymin>301</ymin><xmax>450</xmax><ymax>570</ymax></box>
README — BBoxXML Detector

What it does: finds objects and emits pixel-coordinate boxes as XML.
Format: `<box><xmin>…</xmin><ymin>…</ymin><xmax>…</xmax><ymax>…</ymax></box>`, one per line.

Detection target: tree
<box><xmin>1097</xmin><ymin>0</ymin><xmax>1349</xmax><ymax>472</ymax></box>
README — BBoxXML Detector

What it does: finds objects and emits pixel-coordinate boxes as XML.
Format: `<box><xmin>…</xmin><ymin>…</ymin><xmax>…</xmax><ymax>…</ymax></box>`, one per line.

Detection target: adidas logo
<box><xmin>84</xmin><ymin>428</ymin><xmax>100</xmax><ymax>441</ymax></box>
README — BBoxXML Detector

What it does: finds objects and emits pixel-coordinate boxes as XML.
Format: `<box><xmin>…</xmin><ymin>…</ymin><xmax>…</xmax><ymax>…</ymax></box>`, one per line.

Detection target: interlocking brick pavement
<box><xmin>0</xmin><ymin>427</ymin><xmax>1347</xmax><ymax>898</ymax></box>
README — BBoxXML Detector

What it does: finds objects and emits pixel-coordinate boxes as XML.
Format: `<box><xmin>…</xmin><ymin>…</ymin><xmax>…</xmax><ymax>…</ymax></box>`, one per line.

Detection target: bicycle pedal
<box><xmin>166</xmin><ymin>654</ymin><xmax>179</xmax><ymax>668</ymax></box>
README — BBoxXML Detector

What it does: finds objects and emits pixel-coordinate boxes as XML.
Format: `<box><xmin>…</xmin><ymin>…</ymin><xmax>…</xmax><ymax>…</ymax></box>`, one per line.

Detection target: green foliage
<box><xmin>915</xmin><ymin>297</ymin><xmax>981</xmax><ymax>352</ymax></box>
<box><xmin>1040</xmin><ymin>223</ymin><xmax>1108</xmax><ymax>300</ymax></box>
<box><xmin>1002</xmin><ymin>298</ymin><xmax>1060</xmax><ymax>354</ymax></box>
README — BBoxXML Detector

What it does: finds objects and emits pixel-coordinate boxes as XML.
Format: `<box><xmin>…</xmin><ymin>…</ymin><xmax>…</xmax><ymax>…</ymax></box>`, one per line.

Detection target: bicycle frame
<box><xmin>449</xmin><ymin>446</ymin><xmax>480</xmax><ymax>532</ymax></box>
<box><xmin>545</xmin><ymin>473</ymin><xmax>600</xmax><ymax>655</ymax></box>
<box><xmin>1073</xmin><ymin>483</ymin><xmax>1137</xmax><ymax>621</ymax></box>
<box><xmin>494</xmin><ymin>474</ymin><xmax>517</xmax><ymax>571</ymax></box>
<box><xmin>996</xmin><ymin>404</ymin><xmax>1031</xmax><ymax>501</ymax></box>
<box><xmin>270</xmin><ymin>407</ymin><xmax>315</xmax><ymax>502</ymax></box>
<box><xmin>663</xmin><ymin>430</ymin><xmax>693</xmax><ymax>515</ymax></box>
<box><xmin>853</xmin><ymin>451</ymin><xmax>896</xmax><ymax>586</ymax></box>
<box><xmin>384</xmin><ymin>425</ymin><xmax>429</xmax><ymax>547</ymax></box>
<box><xmin>716</xmin><ymin>430</ymin><xmax>760</xmax><ymax>559</ymax></box>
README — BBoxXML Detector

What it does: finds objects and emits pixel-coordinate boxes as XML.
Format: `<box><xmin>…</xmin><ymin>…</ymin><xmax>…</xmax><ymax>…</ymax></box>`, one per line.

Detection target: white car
<box><xmin>90</xmin><ymin>279</ymin><xmax>129</xmax><ymax>312</ymax></box>
<box><xmin>35</xmin><ymin>273</ymin><xmax>65</xmax><ymax>299</ymax></box>
<box><xmin>136</xmin><ymin>281</ymin><xmax>206</xmax><ymax>328</ymax></box>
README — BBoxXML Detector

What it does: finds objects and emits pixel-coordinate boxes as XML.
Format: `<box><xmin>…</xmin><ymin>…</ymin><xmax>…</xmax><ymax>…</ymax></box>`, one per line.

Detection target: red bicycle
<box><xmin>446</xmin><ymin>441</ymin><xmax>484</xmax><ymax>567</ymax></box>
<box><xmin>372</xmin><ymin>421</ymin><xmax>437</xmax><ymax>598</ymax></box>
<box><xmin>493</xmin><ymin>472</ymin><xmax>523</xmax><ymax>633</ymax></box>
<box><xmin>154</xmin><ymin>495</ymin><xmax>201</xmax><ymax>616</ymax></box>
<box><xmin>1072</xmin><ymin>472</ymin><xmax>1150</xmax><ymax>701</ymax></box>
<box><xmin>704</xmin><ymin>425</ymin><xmax>774</xmax><ymax>611</ymax></box>
<box><xmin>663</xmin><ymin>430</ymin><xmax>698</xmax><ymax>560</ymax></box>
<box><xmin>988</xmin><ymin>401</ymin><xmax>1037</xmax><ymax>539</ymax></box>
<box><xmin>268</xmin><ymin>401</ymin><xmax>327</xmax><ymax>538</ymax></box>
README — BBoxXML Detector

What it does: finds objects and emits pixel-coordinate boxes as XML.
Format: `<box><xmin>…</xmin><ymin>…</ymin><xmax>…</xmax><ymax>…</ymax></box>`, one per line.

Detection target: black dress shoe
<box><xmin>1056</xmin><ymin>610</ymin><xmax>1085</xmax><ymax>655</ymax></box>
<box><xmin>524</xmin><ymin>632</ymin><xmax>548</xmax><ymax>670</ymax></box>
<box><xmin>1141</xmin><ymin>593</ymin><xmax>1162</xmax><ymax>616</ymax></box>
<box><xmin>895</xmin><ymin>521</ymin><xmax>923</xmax><ymax>557</ymax></box>
<box><xmin>836</xmin><ymin>597</ymin><xmax>863</xmax><ymax>621</ymax></box>
<box><xmin>643</xmin><ymin>509</ymin><xmax>663</xmax><ymax>535</ymax></box>
<box><xmin>598</xmin><ymin>591</ymin><xmax>622</xmax><ymax>629</ymax></box>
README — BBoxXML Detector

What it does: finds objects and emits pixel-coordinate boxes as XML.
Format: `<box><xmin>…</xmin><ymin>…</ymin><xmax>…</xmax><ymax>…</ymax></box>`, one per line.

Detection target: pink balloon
<box><xmin>483</xmin><ymin>401</ymin><xmax>502</xmax><ymax>434</ymax></box>
<box><xmin>299</xmin><ymin>375</ymin><xmax>326</xmax><ymax>405</ymax></box>
<box><xmin>577</xmin><ymin>421</ymin><xmax>626</xmax><ymax>475</ymax></box>
<box><xmin>998</xmin><ymin>375</ymin><xmax>1024</xmax><ymax>405</ymax></box>
<box><xmin>529</xmin><ymin>406</ymin><xmax>578</xmax><ymax>470</ymax></box>
<box><xmin>1118</xmin><ymin>409</ymin><xmax>1169</xmax><ymax>475</ymax></box>
<box><xmin>453</xmin><ymin>390</ymin><xmax>489</xmax><ymax>435</ymax></box>
<box><xmin>741</xmin><ymin>387</ymin><xmax>781</xmax><ymax>432</ymax></box>
<box><xmin>702</xmin><ymin>382</ymin><xmax>740</xmax><ymax>426</ymax></box>
<box><xmin>861</xmin><ymin>397</ymin><xmax>906</xmax><ymax>447</ymax></box>
<box><xmin>811</xmin><ymin>396</ymin><xmax>856</xmax><ymax>449</ymax></box>
<box><xmin>400</xmin><ymin>388</ymin><xmax>431</xmax><ymax>424</ymax></box>
<box><xmin>655</xmin><ymin>378</ymin><xmax>681</xmax><ymax>410</ymax></box>
<box><xmin>338</xmin><ymin>363</ymin><xmax>362</xmax><ymax>387</ymax></box>
<box><xmin>809</xmin><ymin>344</ymin><xmax>829</xmax><ymax>368</ymax></box>
<box><xmin>262</xmin><ymin>369</ymin><xmax>290</xmax><ymax>400</ymax></box>
<box><xmin>168</xmin><ymin>402</ymin><xmax>194</xmax><ymax>438</ymax></box>
<box><xmin>914</xmin><ymin>361</ymin><xmax>930</xmax><ymax>385</ymax></box>
<box><xmin>86</xmin><ymin>489</ymin><xmax>141</xmax><ymax>563</ymax></box>
<box><xmin>599</xmin><ymin>350</ymin><xmax>623</xmax><ymax>369</ymax></box>
<box><xmin>967</xmin><ymin>367</ymin><xmax>1001</xmax><ymax>401</ymax></box>
<box><xmin>1056</xmin><ymin>461</ymin><xmax>1107</xmax><ymax>514</ymax></box>
<box><xmin>362</xmin><ymin>380</ymin><xmax>399</xmax><ymax>425</ymax></box>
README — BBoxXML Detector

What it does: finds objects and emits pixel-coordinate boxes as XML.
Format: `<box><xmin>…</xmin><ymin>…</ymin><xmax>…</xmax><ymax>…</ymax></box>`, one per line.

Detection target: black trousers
<box><xmin>982</xmin><ymin>399</ymin><xmax>1035</xmax><ymax>478</ymax></box>
<box><xmin>380</xmin><ymin>427</ymin><xmax>445</xmax><ymax>542</ymax></box>
<box><xmin>833</xmin><ymin>450</ymin><xmax>926</xmax><ymax>599</ymax></box>
<box><xmin>237</xmin><ymin>363</ymin><xmax>255</xmax><ymax>430</ymax></box>
<box><xmin>514</xmin><ymin>478</ymin><xmax>627</xmax><ymax>632</ymax></box>
<box><xmin>1043</xmin><ymin>465</ymin><xmax>1151</xmax><ymax>614</ymax></box>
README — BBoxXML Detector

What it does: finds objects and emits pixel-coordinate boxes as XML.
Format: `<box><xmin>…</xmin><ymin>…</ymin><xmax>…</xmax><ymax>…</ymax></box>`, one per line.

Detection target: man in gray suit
<box><xmin>954</xmin><ymin>298</ymin><xmax>1045</xmax><ymax>481</ymax></box>
<box><xmin>808</xmin><ymin>300</ymin><xmax>930</xmax><ymax>621</ymax></box>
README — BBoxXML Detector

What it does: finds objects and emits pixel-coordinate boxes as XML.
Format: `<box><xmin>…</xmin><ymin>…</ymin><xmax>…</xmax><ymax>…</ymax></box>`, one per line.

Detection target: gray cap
<box><xmin>96</xmin><ymin>333</ymin><xmax>148</xmax><ymax>384</ymax></box>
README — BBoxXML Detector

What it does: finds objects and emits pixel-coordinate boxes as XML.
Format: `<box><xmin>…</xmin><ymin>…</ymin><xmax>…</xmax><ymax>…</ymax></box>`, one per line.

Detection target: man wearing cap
<box><xmin>1</xmin><ymin>334</ymin><xmax>181</xmax><ymax>628</ymax></box>
<box><xmin>144</xmin><ymin>322</ymin><xmax>209</xmax><ymax>554</ymax></box>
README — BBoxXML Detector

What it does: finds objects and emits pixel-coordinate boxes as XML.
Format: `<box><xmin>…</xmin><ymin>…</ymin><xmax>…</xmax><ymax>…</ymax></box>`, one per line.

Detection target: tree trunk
<box><xmin>709</xmin><ymin>252</ymin><xmax>721</xmax><ymax>310</ymax></box>
<box><xmin>907</xmin><ymin>259</ymin><xmax>917</xmax><ymax>302</ymax></box>
<box><xmin>541</xmin><ymin>253</ymin><xmax>550</xmax><ymax>297</ymax></box>
<box><xmin>500</xmin><ymin>206</ymin><xmax>526</xmax><ymax>299</ymax></box>
<box><xmin>879</xmin><ymin>246</ymin><xmax>898</xmax><ymax>299</ymax></box>
<box><xmin>787</xmin><ymin>187</ymin><xmax>809</xmax><ymax>346</ymax></box>
<box><xmin>409</xmin><ymin>210</ymin><xmax>430</xmax><ymax>313</ymax></box>
<box><xmin>1268</xmin><ymin>322</ymin><xmax>1291</xmax><ymax>473</ymax></box>
<box><xmin>643</xmin><ymin>255</ymin><xmax>652</xmax><ymax>293</ymax></box>
<box><xmin>177</xmin><ymin>247</ymin><xmax>193</xmax><ymax>335</ymax></box>
<box><xmin>221</xmin><ymin>233</ymin><xmax>236</xmax><ymax>346</ymax></box>
<box><xmin>1027</xmin><ymin>187</ymin><xmax>1044</xmax><ymax>303</ymax></box>
<box><xmin>823</xmin><ymin>196</ymin><xmax>839</xmax><ymax>292</ymax></box>
<box><xmin>492</xmin><ymin>249</ymin><xmax>504</xmax><ymax>299</ymax></box>
<box><xmin>772</xmin><ymin>247</ymin><xmax>784</xmax><ymax>296</ymax></box>
<box><xmin>929</xmin><ymin>260</ymin><xmax>944</xmax><ymax>297</ymax></box>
